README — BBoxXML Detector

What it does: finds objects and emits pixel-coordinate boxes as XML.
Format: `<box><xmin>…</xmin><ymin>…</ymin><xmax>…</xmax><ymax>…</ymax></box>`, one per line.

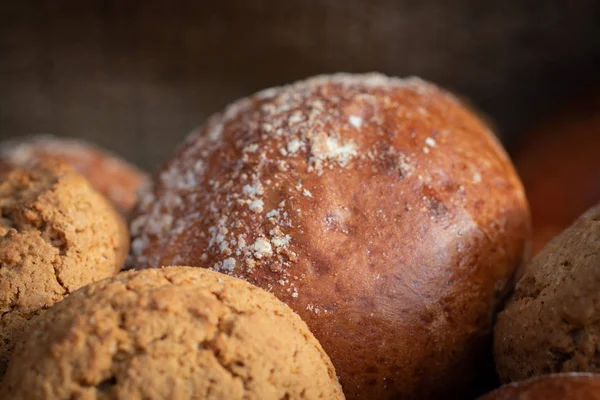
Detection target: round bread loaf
<box><xmin>495</xmin><ymin>202</ymin><xmax>600</xmax><ymax>382</ymax></box>
<box><xmin>0</xmin><ymin>135</ymin><xmax>148</xmax><ymax>215</ymax></box>
<box><xmin>513</xmin><ymin>90</ymin><xmax>600</xmax><ymax>255</ymax></box>
<box><xmin>0</xmin><ymin>161</ymin><xmax>129</xmax><ymax>377</ymax></box>
<box><xmin>130</xmin><ymin>73</ymin><xmax>531</xmax><ymax>398</ymax></box>
<box><xmin>478</xmin><ymin>373</ymin><xmax>600</xmax><ymax>400</ymax></box>
<box><xmin>0</xmin><ymin>267</ymin><xmax>344</xmax><ymax>400</ymax></box>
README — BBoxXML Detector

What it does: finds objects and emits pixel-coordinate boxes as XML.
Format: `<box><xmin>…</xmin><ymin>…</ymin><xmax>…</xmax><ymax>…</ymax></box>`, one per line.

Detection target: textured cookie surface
<box><xmin>0</xmin><ymin>267</ymin><xmax>344</xmax><ymax>400</ymax></box>
<box><xmin>0</xmin><ymin>135</ymin><xmax>148</xmax><ymax>214</ymax></box>
<box><xmin>495</xmin><ymin>203</ymin><xmax>600</xmax><ymax>382</ymax></box>
<box><xmin>130</xmin><ymin>73</ymin><xmax>530</xmax><ymax>398</ymax></box>
<box><xmin>0</xmin><ymin>161</ymin><xmax>129</xmax><ymax>376</ymax></box>
<box><xmin>478</xmin><ymin>373</ymin><xmax>600</xmax><ymax>400</ymax></box>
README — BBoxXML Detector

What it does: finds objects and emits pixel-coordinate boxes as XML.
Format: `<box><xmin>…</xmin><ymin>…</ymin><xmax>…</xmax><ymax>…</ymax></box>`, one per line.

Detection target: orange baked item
<box><xmin>513</xmin><ymin>90</ymin><xmax>600</xmax><ymax>254</ymax></box>
<box><xmin>0</xmin><ymin>135</ymin><xmax>148</xmax><ymax>215</ymax></box>
<box><xmin>1</xmin><ymin>267</ymin><xmax>344</xmax><ymax>400</ymax></box>
<box><xmin>0</xmin><ymin>161</ymin><xmax>129</xmax><ymax>377</ymax></box>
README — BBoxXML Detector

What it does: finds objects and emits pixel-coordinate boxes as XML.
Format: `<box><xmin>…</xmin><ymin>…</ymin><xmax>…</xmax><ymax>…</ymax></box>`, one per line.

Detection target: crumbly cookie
<box><xmin>0</xmin><ymin>267</ymin><xmax>345</xmax><ymax>400</ymax></box>
<box><xmin>0</xmin><ymin>161</ymin><xmax>129</xmax><ymax>377</ymax></box>
<box><xmin>494</xmin><ymin>203</ymin><xmax>600</xmax><ymax>382</ymax></box>
<box><xmin>0</xmin><ymin>135</ymin><xmax>148</xmax><ymax>215</ymax></box>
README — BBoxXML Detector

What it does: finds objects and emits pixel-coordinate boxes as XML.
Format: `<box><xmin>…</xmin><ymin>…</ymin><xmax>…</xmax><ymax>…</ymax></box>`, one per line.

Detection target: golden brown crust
<box><xmin>495</xmin><ymin>203</ymin><xmax>600</xmax><ymax>382</ymax></box>
<box><xmin>513</xmin><ymin>91</ymin><xmax>600</xmax><ymax>255</ymax></box>
<box><xmin>0</xmin><ymin>135</ymin><xmax>149</xmax><ymax>215</ymax></box>
<box><xmin>130</xmin><ymin>73</ymin><xmax>531</xmax><ymax>399</ymax></box>
<box><xmin>0</xmin><ymin>267</ymin><xmax>344</xmax><ymax>400</ymax></box>
<box><xmin>0</xmin><ymin>161</ymin><xmax>129</xmax><ymax>377</ymax></box>
<box><xmin>478</xmin><ymin>373</ymin><xmax>600</xmax><ymax>400</ymax></box>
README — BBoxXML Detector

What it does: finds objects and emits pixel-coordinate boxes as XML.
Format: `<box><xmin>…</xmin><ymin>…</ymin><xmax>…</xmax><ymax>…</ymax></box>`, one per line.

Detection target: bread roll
<box><xmin>513</xmin><ymin>90</ymin><xmax>600</xmax><ymax>254</ymax></box>
<box><xmin>1</xmin><ymin>267</ymin><xmax>344</xmax><ymax>400</ymax></box>
<box><xmin>130</xmin><ymin>73</ymin><xmax>531</xmax><ymax>398</ymax></box>
<box><xmin>495</xmin><ymin>202</ymin><xmax>600</xmax><ymax>382</ymax></box>
<box><xmin>478</xmin><ymin>373</ymin><xmax>600</xmax><ymax>400</ymax></box>
<box><xmin>0</xmin><ymin>135</ymin><xmax>148</xmax><ymax>215</ymax></box>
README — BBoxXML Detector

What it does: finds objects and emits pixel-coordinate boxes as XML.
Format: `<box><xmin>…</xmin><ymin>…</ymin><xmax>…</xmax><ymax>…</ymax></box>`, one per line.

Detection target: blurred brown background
<box><xmin>1</xmin><ymin>0</ymin><xmax>599</xmax><ymax>170</ymax></box>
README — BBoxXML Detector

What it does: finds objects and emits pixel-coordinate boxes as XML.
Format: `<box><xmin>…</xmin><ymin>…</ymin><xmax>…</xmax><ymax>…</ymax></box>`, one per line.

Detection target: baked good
<box><xmin>0</xmin><ymin>135</ymin><xmax>148</xmax><ymax>214</ymax></box>
<box><xmin>513</xmin><ymin>90</ymin><xmax>600</xmax><ymax>254</ymax></box>
<box><xmin>130</xmin><ymin>73</ymin><xmax>531</xmax><ymax>399</ymax></box>
<box><xmin>0</xmin><ymin>267</ymin><xmax>344</xmax><ymax>400</ymax></box>
<box><xmin>478</xmin><ymin>373</ymin><xmax>600</xmax><ymax>400</ymax></box>
<box><xmin>0</xmin><ymin>161</ymin><xmax>129</xmax><ymax>377</ymax></box>
<box><xmin>495</xmin><ymin>202</ymin><xmax>600</xmax><ymax>382</ymax></box>
<box><xmin>454</xmin><ymin>94</ymin><xmax>500</xmax><ymax>141</ymax></box>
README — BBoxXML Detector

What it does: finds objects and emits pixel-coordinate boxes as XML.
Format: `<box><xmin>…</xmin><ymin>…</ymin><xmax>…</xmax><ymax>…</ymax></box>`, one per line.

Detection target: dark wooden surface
<box><xmin>1</xmin><ymin>0</ymin><xmax>599</xmax><ymax>170</ymax></box>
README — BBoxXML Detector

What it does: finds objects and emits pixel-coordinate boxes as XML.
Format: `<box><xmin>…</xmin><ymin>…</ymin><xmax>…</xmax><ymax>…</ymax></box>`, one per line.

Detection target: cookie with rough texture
<box><xmin>495</xmin><ymin>203</ymin><xmax>600</xmax><ymax>382</ymax></box>
<box><xmin>478</xmin><ymin>373</ymin><xmax>600</xmax><ymax>400</ymax></box>
<box><xmin>129</xmin><ymin>73</ymin><xmax>531</xmax><ymax>399</ymax></box>
<box><xmin>0</xmin><ymin>161</ymin><xmax>129</xmax><ymax>377</ymax></box>
<box><xmin>0</xmin><ymin>267</ymin><xmax>344</xmax><ymax>400</ymax></box>
<box><xmin>0</xmin><ymin>135</ymin><xmax>148</xmax><ymax>215</ymax></box>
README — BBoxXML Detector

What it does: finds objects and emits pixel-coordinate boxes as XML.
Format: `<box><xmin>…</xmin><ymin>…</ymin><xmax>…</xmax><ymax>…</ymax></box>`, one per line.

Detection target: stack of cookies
<box><xmin>0</xmin><ymin>137</ymin><xmax>343</xmax><ymax>399</ymax></box>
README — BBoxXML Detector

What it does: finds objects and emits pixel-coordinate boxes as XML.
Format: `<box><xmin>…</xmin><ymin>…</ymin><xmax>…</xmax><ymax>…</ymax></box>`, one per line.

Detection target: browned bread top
<box><xmin>130</xmin><ymin>73</ymin><xmax>531</xmax><ymax>398</ymax></box>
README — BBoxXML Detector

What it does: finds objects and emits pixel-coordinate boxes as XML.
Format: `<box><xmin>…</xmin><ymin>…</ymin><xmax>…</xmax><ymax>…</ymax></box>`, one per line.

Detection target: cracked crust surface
<box><xmin>478</xmin><ymin>373</ymin><xmax>600</xmax><ymax>400</ymax></box>
<box><xmin>0</xmin><ymin>161</ymin><xmax>129</xmax><ymax>377</ymax></box>
<box><xmin>0</xmin><ymin>267</ymin><xmax>344</xmax><ymax>400</ymax></box>
<box><xmin>0</xmin><ymin>135</ymin><xmax>149</xmax><ymax>215</ymax></box>
<box><xmin>494</xmin><ymin>203</ymin><xmax>600</xmax><ymax>382</ymax></box>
